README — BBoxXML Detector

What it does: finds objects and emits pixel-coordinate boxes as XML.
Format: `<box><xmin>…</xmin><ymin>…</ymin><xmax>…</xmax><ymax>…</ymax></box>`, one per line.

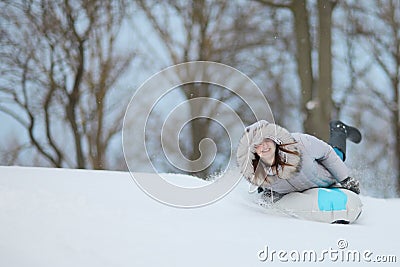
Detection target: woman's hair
<box><xmin>252</xmin><ymin>142</ymin><xmax>300</xmax><ymax>178</ymax></box>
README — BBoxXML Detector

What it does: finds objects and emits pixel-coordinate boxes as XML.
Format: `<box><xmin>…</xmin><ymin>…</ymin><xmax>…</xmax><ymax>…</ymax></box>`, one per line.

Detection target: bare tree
<box><xmin>135</xmin><ymin>0</ymin><xmax>283</xmax><ymax>177</ymax></box>
<box><xmin>0</xmin><ymin>0</ymin><xmax>135</xmax><ymax>169</ymax></box>
<box><xmin>339</xmin><ymin>0</ymin><xmax>400</xmax><ymax>195</ymax></box>
<box><xmin>256</xmin><ymin>0</ymin><xmax>337</xmax><ymax>140</ymax></box>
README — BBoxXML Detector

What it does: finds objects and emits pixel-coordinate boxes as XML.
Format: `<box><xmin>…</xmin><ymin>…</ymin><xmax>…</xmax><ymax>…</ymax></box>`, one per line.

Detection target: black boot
<box><xmin>330</xmin><ymin>120</ymin><xmax>362</xmax><ymax>144</ymax></box>
<box><xmin>329</xmin><ymin>120</ymin><xmax>362</xmax><ymax>161</ymax></box>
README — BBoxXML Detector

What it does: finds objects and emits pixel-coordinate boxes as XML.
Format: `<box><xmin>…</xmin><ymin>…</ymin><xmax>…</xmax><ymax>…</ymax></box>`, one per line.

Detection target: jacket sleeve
<box><xmin>300</xmin><ymin>134</ymin><xmax>349</xmax><ymax>182</ymax></box>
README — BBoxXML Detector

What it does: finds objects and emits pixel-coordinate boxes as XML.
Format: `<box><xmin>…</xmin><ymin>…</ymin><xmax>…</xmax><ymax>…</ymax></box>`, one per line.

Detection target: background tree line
<box><xmin>0</xmin><ymin>0</ymin><xmax>399</xmax><ymax>197</ymax></box>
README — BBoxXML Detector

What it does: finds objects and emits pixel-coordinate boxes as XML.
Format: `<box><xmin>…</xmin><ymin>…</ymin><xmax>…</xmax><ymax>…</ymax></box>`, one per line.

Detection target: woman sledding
<box><xmin>236</xmin><ymin>120</ymin><xmax>362</xmax><ymax>203</ymax></box>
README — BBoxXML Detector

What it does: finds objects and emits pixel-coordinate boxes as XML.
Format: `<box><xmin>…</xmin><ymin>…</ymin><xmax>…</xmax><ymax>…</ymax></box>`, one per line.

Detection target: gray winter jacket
<box><xmin>237</xmin><ymin>120</ymin><xmax>349</xmax><ymax>194</ymax></box>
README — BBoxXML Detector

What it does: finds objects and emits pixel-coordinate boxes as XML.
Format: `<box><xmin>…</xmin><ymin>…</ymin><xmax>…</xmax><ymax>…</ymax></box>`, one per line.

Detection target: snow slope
<box><xmin>0</xmin><ymin>166</ymin><xmax>398</xmax><ymax>267</ymax></box>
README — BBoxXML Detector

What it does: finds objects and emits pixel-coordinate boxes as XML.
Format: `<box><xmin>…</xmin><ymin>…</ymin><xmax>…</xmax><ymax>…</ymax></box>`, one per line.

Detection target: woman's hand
<box><xmin>340</xmin><ymin>177</ymin><xmax>360</xmax><ymax>194</ymax></box>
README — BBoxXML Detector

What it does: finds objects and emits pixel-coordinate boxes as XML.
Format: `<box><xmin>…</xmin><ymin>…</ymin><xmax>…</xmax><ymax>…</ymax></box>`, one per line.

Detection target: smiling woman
<box><xmin>237</xmin><ymin>120</ymin><xmax>361</xmax><ymax>200</ymax></box>
<box><xmin>236</xmin><ymin>120</ymin><xmax>363</xmax><ymax>223</ymax></box>
<box><xmin>255</xmin><ymin>139</ymin><xmax>276</xmax><ymax>166</ymax></box>
<box><xmin>253</xmin><ymin>138</ymin><xmax>301</xmax><ymax>186</ymax></box>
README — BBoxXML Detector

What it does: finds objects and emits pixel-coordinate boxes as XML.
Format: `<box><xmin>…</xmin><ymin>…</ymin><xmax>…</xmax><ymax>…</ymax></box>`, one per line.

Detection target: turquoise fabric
<box><xmin>333</xmin><ymin>147</ymin><xmax>344</xmax><ymax>161</ymax></box>
<box><xmin>318</xmin><ymin>188</ymin><xmax>348</xmax><ymax>211</ymax></box>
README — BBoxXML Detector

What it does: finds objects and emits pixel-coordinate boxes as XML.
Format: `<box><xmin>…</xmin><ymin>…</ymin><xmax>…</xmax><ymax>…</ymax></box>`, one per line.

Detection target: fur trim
<box><xmin>237</xmin><ymin>120</ymin><xmax>302</xmax><ymax>187</ymax></box>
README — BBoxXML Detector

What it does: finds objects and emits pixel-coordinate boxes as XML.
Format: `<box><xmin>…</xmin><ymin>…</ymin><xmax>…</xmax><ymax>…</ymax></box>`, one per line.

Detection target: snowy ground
<box><xmin>0</xmin><ymin>166</ymin><xmax>399</xmax><ymax>267</ymax></box>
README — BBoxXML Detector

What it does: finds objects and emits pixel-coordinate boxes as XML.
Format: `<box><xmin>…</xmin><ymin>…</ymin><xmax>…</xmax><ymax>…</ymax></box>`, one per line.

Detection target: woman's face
<box><xmin>255</xmin><ymin>139</ymin><xmax>276</xmax><ymax>164</ymax></box>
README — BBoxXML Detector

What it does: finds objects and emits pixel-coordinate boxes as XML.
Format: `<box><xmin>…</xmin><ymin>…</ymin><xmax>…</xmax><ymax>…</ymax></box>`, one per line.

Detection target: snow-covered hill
<box><xmin>0</xmin><ymin>166</ymin><xmax>398</xmax><ymax>267</ymax></box>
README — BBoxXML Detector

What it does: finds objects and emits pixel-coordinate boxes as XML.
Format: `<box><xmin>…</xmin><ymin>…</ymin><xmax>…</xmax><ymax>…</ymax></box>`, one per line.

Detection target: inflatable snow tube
<box><xmin>274</xmin><ymin>188</ymin><xmax>362</xmax><ymax>224</ymax></box>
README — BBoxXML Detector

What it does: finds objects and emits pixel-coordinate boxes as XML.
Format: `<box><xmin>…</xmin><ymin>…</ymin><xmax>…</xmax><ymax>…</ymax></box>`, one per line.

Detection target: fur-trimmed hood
<box><xmin>236</xmin><ymin>120</ymin><xmax>302</xmax><ymax>187</ymax></box>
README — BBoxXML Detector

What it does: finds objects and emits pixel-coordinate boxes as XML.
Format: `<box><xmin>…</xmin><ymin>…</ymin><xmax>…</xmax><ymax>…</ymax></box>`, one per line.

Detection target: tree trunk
<box><xmin>317</xmin><ymin>0</ymin><xmax>334</xmax><ymax>140</ymax></box>
<box><xmin>186</xmin><ymin>84</ymin><xmax>211</xmax><ymax>176</ymax></box>
<box><xmin>289</xmin><ymin>0</ymin><xmax>335</xmax><ymax>140</ymax></box>
<box><xmin>290</xmin><ymin>0</ymin><xmax>315</xmax><ymax>135</ymax></box>
<box><xmin>394</xmin><ymin>55</ymin><xmax>400</xmax><ymax>195</ymax></box>
<box><xmin>66</xmin><ymin>41</ymin><xmax>86</xmax><ymax>169</ymax></box>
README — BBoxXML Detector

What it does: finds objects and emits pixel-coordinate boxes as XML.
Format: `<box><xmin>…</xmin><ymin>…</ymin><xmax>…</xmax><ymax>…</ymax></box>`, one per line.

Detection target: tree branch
<box><xmin>254</xmin><ymin>0</ymin><xmax>291</xmax><ymax>9</ymax></box>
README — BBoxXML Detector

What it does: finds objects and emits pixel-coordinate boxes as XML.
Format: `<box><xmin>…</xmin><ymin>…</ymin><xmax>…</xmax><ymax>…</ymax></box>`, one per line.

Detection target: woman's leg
<box><xmin>329</xmin><ymin>121</ymin><xmax>348</xmax><ymax>161</ymax></box>
<box><xmin>333</xmin><ymin>147</ymin><xmax>344</xmax><ymax>161</ymax></box>
<box><xmin>328</xmin><ymin>120</ymin><xmax>362</xmax><ymax>162</ymax></box>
